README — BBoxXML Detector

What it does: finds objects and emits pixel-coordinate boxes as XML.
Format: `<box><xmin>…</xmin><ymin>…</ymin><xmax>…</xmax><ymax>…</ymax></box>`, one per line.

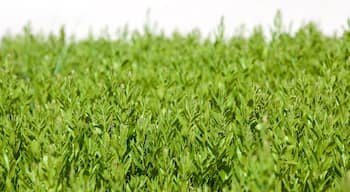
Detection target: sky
<box><xmin>0</xmin><ymin>0</ymin><xmax>349</xmax><ymax>38</ymax></box>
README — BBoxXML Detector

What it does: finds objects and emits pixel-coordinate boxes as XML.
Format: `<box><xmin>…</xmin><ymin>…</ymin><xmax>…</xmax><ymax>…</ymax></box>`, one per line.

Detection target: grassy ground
<box><xmin>0</xmin><ymin>23</ymin><xmax>350</xmax><ymax>191</ymax></box>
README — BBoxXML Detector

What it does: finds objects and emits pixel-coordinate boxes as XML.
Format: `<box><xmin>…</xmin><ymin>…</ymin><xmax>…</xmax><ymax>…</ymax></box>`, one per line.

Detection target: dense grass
<box><xmin>0</xmin><ymin>22</ymin><xmax>350</xmax><ymax>191</ymax></box>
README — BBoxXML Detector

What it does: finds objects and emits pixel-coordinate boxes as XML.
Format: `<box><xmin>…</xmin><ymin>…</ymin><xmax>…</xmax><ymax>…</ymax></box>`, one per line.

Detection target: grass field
<box><xmin>0</xmin><ymin>21</ymin><xmax>350</xmax><ymax>191</ymax></box>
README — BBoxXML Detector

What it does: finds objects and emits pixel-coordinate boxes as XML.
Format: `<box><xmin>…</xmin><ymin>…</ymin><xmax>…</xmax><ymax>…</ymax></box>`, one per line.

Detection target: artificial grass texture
<box><xmin>0</xmin><ymin>23</ymin><xmax>350</xmax><ymax>191</ymax></box>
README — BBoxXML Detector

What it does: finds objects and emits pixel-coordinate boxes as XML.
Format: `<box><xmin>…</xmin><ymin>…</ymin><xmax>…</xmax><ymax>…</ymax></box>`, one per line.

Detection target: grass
<box><xmin>0</xmin><ymin>20</ymin><xmax>350</xmax><ymax>191</ymax></box>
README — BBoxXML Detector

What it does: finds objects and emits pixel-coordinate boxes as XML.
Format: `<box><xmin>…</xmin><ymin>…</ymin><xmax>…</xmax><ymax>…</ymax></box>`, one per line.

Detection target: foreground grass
<box><xmin>0</xmin><ymin>23</ymin><xmax>350</xmax><ymax>191</ymax></box>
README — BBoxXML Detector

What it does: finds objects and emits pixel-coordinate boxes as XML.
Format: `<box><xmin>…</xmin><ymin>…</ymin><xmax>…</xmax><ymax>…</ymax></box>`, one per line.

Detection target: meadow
<box><xmin>0</xmin><ymin>21</ymin><xmax>350</xmax><ymax>191</ymax></box>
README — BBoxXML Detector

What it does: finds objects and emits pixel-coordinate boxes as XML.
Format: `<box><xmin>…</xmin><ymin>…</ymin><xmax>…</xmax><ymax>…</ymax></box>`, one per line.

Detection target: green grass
<box><xmin>0</xmin><ymin>21</ymin><xmax>350</xmax><ymax>191</ymax></box>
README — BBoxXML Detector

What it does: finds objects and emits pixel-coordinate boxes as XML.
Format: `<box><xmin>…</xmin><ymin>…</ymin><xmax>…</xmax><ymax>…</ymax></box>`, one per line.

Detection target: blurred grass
<box><xmin>0</xmin><ymin>21</ymin><xmax>350</xmax><ymax>191</ymax></box>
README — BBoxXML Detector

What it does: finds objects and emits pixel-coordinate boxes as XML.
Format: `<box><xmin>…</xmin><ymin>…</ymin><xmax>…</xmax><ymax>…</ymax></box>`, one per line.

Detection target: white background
<box><xmin>0</xmin><ymin>0</ymin><xmax>349</xmax><ymax>38</ymax></box>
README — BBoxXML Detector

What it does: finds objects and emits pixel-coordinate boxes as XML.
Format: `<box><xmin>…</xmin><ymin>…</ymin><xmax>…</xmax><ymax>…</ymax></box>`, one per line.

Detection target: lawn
<box><xmin>0</xmin><ymin>22</ymin><xmax>350</xmax><ymax>191</ymax></box>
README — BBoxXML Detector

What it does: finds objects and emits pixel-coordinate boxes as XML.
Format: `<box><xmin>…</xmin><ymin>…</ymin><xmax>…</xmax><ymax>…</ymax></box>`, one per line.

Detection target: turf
<box><xmin>0</xmin><ymin>22</ymin><xmax>350</xmax><ymax>191</ymax></box>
